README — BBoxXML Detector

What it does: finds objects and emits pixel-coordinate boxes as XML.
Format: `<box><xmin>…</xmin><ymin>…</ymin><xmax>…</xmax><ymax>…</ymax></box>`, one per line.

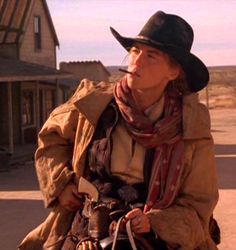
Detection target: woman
<box><xmin>19</xmin><ymin>11</ymin><xmax>219</xmax><ymax>250</ymax></box>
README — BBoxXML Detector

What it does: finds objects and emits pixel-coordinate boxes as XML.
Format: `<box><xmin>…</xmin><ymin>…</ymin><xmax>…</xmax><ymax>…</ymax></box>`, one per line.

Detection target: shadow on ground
<box><xmin>215</xmin><ymin>144</ymin><xmax>236</xmax><ymax>189</ymax></box>
<box><xmin>0</xmin><ymin>163</ymin><xmax>49</xmax><ymax>250</ymax></box>
<box><xmin>0</xmin><ymin>163</ymin><xmax>39</xmax><ymax>191</ymax></box>
<box><xmin>0</xmin><ymin>199</ymin><xmax>49</xmax><ymax>250</ymax></box>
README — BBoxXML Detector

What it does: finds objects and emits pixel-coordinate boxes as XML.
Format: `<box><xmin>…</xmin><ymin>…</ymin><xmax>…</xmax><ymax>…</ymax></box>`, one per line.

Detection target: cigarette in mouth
<box><xmin>118</xmin><ymin>68</ymin><xmax>133</xmax><ymax>74</ymax></box>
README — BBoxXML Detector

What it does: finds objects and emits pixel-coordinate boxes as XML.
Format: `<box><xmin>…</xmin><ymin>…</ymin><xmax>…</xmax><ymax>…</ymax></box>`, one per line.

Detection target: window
<box><xmin>34</xmin><ymin>16</ymin><xmax>41</xmax><ymax>50</ymax></box>
<box><xmin>22</xmin><ymin>90</ymin><xmax>35</xmax><ymax>126</ymax></box>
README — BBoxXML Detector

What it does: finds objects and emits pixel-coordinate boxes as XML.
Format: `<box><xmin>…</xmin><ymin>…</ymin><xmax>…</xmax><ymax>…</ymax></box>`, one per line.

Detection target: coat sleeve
<box><xmin>35</xmin><ymin>105</ymin><xmax>79</xmax><ymax>208</ymax></box>
<box><xmin>146</xmin><ymin>138</ymin><xmax>219</xmax><ymax>250</ymax></box>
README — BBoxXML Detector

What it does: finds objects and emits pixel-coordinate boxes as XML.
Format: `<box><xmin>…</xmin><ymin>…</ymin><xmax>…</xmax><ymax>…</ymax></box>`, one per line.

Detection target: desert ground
<box><xmin>0</xmin><ymin>90</ymin><xmax>235</xmax><ymax>249</ymax></box>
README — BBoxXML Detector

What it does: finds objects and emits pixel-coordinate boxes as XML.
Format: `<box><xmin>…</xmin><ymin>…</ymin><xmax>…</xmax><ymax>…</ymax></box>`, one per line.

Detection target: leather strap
<box><xmin>126</xmin><ymin>220</ymin><xmax>138</xmax><ymax>250</ymax></box>
<box><xmin>111</xmin><ymin>216</ymin><xmax>125</xmax><ymax>250</ymax></box>
<box><xmin>111</xmin><ymin>216</ymin><xmax>139</xmax><ymax>250</ymax></box>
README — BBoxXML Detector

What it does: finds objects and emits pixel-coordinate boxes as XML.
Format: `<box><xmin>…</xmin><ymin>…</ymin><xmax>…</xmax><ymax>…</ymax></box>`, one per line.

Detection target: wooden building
<box><xmin>0</xmin><ymin>0</ymin><xmax>72</xmax><ymax>159</ymax></box>
<box><xmin>59</xmin><ymin>60</ymin><xmax>111</xmax><ymax>90</ymax></box>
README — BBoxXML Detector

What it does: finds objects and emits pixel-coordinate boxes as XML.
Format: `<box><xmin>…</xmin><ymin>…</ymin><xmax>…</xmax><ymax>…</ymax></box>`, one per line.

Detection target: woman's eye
<box><xmin>130</xmin><ymin>48</ymin><xmax>139</xmax><ymax>54</ymax></box>
<box><xmin>148</xmin><ymin>54</ymin><xmax>157</xmax><ymax>60</ymax></box>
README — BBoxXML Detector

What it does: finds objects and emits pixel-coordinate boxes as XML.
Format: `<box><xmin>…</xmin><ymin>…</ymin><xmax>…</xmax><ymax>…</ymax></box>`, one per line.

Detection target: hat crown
<box><xmin>139</xmin><ymin>11</ymin><xmax>194</xmax><ymax>51</ymax></box>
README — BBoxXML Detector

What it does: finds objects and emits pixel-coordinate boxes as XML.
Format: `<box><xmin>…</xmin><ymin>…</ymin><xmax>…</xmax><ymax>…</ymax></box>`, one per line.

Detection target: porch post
<box><xmin>35</xmin><ymin>81</ymin><xmax>40</xmax><ymax>135</ymax></box>
<box><xmin>56</xmin><ymin>79</ymin><xmax>59</xmax><ymax>106</ymax></box>
<box><xmin>8</xmin><ymin>81</ymin><xmax>14</xmax><ymax>154</ymax></box>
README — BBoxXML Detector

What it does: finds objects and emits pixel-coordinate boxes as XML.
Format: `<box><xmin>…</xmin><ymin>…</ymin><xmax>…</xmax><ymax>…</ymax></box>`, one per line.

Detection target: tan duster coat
<box><xmin>19</xmin><ymin>79</ymin><xmax>219</xmax><ymax>250</ymax></box>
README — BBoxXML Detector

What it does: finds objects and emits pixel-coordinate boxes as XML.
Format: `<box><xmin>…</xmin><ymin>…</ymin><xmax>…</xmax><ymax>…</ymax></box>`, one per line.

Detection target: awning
<box><xmin>0</xmin><ymin>57</ymin><xmax>72</xmax><ymax>82</ymax></box>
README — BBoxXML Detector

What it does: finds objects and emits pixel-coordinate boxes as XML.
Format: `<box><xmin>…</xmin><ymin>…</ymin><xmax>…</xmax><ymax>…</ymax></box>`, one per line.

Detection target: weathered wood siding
<box><xmin>19</xmin><ymin>0</ymin><xmax>56</xmax><ymax>68</ymax></box>
<box><xmin>60</xmin><ymin>61</ymin><xmax>110</xmax><ymax>82</ymax></box>
<box><xmin>0</xmin><ymin>44</ymin><xmax>18</xmax><ymax>59</ymax></box>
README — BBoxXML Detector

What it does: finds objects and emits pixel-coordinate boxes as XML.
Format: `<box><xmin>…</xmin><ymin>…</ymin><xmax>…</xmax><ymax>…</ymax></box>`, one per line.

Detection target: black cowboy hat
<box><xmin>110</xmin><ymin>11</ymin><xmax>209</xmax><ymax>92</ymax></box>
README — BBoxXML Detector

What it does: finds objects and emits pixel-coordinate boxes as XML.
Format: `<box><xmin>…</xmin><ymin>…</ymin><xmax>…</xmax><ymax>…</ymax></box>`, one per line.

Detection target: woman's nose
<box><xmin>131</xmin><ymin>51</ymin><xmax>145</xmax><ymax>66</ymax></box>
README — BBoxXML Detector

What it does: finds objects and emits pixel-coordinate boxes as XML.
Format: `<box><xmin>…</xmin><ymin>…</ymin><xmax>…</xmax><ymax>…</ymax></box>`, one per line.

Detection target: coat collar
<box><xmin>73</xmin><ymin>79</ymin><xmax>211</xmax><ymax>139</ymax></box>
<box><xmin>73</xmin><ymin>79</ymin><xmax>115</xmax><ymax>126</ymax></box>
<box><xmin>183</xmin><ymin>93</ymin><xmax>211</xmax><ymax>139</ymax></box>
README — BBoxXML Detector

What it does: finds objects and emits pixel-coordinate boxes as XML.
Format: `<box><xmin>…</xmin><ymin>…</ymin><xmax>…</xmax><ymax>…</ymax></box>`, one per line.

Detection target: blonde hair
<box><xmin>168</xmin><ymin>56</ymin><xmax>190</xmax><ymax>95</ymax></box>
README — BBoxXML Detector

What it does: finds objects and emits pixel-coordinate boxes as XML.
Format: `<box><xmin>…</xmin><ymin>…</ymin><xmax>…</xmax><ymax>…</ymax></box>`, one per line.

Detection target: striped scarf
<box><xmin>114</xmin><ymin>78</ymin><xmax>185</xmax><ymax>211</ymax></box>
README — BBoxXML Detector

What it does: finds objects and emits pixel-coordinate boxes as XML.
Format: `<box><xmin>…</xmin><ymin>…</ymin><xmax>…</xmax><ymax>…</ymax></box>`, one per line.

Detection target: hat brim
<box><xmin>110</xmin><ymin>27</ymin><xmax>209</xmax><ymax>92</ymax></box>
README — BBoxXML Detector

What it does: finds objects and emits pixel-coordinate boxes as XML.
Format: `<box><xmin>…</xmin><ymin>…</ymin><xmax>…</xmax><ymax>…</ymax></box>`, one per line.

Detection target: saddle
<box><xmin>75</xmin><ymin>202</ymin><xmax>165</xmax><ymax>250</ymax></box>
<box><xmin>61</xmin><ymin>180</ymin><xmax>166</xmax><ymax>250</ymax></box>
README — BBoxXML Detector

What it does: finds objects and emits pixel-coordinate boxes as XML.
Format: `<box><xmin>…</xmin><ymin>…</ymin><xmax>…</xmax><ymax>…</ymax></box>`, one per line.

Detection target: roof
<box><xmin>60</xmin><ymin>60</ymin><xmax>111</xmax><ymax>77</ymax></box>
<box><xmin>59</xmin><ymin>60</ymin><xmax>111</xmax><ymax>89</ymax></box>
<box><xmin>0</xmin><ymin>57</ymin><xmax>72</xmax><ymax>82</ymax></box>
<box><xmin>0</xmin><ymin>0</ymin><xmax>59</xmax><ymax>45</ymax></box>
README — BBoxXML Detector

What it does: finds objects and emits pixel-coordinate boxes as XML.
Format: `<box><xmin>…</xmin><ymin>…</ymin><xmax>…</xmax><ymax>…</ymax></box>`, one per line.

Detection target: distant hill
<box><xmin>106</xmin><ymin>65</ymin><xmax>121</xmax><ymax>75</ymax></box>
<box><xmin>208</xmin><ymin>65</ymin><xmax>236</xmax><ymax>85</ymax></box>
<box><xmin>107</xmin><ymin>65</ymin><xmax>236</xmax><ymax>85</ymax></box>
<box><xmin>208</xmin><ymin>65</ymin><xmax>236</xmax><ymax>72</ymax></box>
<box><xmin>107</xmin><ymin>65</ymin><xmax>125</xmax><ymax>82</ymax></box>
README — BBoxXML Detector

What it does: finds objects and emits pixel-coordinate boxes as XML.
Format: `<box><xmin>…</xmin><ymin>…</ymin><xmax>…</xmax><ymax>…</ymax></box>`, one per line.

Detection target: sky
<box><xmin>47</xmin><ymin>0</ymin><xmax>236</xmax><ymax>67</ymax></box>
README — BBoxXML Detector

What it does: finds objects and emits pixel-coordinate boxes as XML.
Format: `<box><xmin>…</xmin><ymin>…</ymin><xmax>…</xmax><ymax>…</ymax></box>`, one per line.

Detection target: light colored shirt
<box><xmin>110</xmin><ymin>95</ymin><xmax>165</xmax><ymax>184</ymax></box>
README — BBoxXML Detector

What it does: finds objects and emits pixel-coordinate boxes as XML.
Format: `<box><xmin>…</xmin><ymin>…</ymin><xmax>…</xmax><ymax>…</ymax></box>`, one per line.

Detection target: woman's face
<box><xmin>126</xmin><ymin>43</ymin><xmax>180</xmax><ymax>93</ymax></box>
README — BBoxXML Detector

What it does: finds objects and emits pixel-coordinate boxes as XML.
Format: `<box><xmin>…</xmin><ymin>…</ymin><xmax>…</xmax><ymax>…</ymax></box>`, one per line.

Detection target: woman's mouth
<box><xmin>118</xmin><ymin>68</ymin><xmax>140</xmax><ymax>77</ymax></box>
<box><xmin>118</xmin><ymin>68</ymin><xmax>133</xmax><ymax>74</ymax></box>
